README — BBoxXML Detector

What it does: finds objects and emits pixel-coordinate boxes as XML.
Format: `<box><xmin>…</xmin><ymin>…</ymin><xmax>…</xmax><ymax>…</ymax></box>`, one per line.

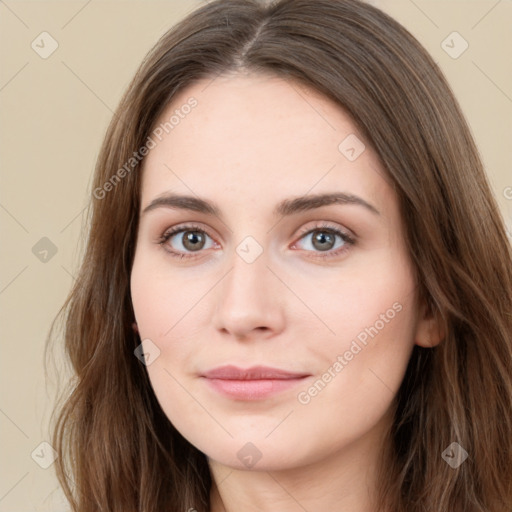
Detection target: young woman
<box><xmin>47</xmin><ymin>0</ymin><xmax>512</xmax><ymax>511</ymax></box>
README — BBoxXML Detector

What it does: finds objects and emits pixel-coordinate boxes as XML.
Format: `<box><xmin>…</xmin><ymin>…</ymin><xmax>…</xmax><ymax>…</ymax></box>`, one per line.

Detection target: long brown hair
<box><xmin>46</xmin><ymin>0</ymin><xmax>512</xmax><ymax>510</ymax></box>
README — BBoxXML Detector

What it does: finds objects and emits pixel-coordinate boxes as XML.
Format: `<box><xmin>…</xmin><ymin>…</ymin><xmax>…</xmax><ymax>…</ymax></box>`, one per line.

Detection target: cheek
<box><xmin>130</xmin><ymin>260</ymin><xmax>202</xmax><ymax>433</ymax></box>
<box><xmin>286</xmin><ymin>294</ymin><xmax>417</xmax><ymax>463</ymax></box>
<box><xmin>298</xmin><ymin>247</ymin><xmax>417</xmax><ymax>356</ymax></box>
<box><xmin>130</xmin><ymin>252</ymin><xmax>202</xmax><ymax>341</ymax></box>
<box><xmin>300</xmin><ymin>251</ymin><xmax>418</xmax><ymax>408</ymax></box>
<box><xmin>130</xmin><ymin>253</ymin><xmax>213</xmax><ymax>403</ymax></box>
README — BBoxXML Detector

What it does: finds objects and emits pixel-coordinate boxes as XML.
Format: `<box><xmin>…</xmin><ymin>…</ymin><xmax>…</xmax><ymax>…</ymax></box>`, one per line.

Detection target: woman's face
<box><xmin>130</xmin><ymin>73</ymin><xmax>435</xmax><ymax>471</ymax></box>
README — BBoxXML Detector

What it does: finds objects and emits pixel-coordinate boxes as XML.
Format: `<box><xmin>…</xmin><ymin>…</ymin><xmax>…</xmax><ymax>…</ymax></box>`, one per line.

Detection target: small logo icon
<box><xmin>236</xmin><ymin>236</ymin><xmax>263</xmax><ymax>264</ymax></box>
<box><xmin>441</xmin><ymin>32</ymin><xmax>469</xmax><ymax>59</ymax></box>
<box><xmin>441</xmin><ymin>441</ymin><xmax>468</xmax><ymax>468</ymax></box>
<box><xmin>32</xmin><ymin>237</ymin><xmax>58</xmax><ymax>262</ymax></box>
<box><xmin>338</xmin><ymin>134</ymin><xmax>366</xmax><ymax>161</ymax></box>
<box><xmin>134</xmin><ymin>338</ymin><xmax>161</xmax><ymax>366</ymax></box>
<box><xmin>31</xmin><ymin>31</ymin><xmax>59</xmax><ymax>59</ymax></box>
<box><xmin>31</xmin><ymin>441</ymin><xmax>58</xmax><ymax>469</ymax></box>
<box><xmin>236</xmin><ymin>442</ymin><xmax>262</xmax><ymax>468</ymax></box>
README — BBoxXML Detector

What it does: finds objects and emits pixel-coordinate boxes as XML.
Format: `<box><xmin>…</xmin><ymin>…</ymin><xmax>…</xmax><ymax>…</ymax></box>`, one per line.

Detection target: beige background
<box><xmin>1</xmin><ymin>1</ymin><xmax>511</xmax><ymax>511</ymax></box>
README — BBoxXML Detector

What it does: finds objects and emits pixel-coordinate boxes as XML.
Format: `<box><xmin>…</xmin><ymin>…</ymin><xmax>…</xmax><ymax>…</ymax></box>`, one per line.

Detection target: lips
<box><xmin>201</xmin><ymin>365</ymin><xmax>310</xmax><ymax>380</ymax></box>
<box><xmin>200</xmin><ymin>365</ymin><xmax>311</xmax><ymax>400</ymax></box>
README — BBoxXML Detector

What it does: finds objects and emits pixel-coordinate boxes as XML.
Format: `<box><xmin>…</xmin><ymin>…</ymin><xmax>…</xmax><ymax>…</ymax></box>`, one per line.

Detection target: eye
<box><xmin>158</xmin><ymin>223</ymin><xmax>217</xmax><ymax>259</ymax></box>
<box><xmin>157</xmin><ymin>221</ymin><xmax>355</xmax><ymax>260</ymax></box>
<box><xmin>292</xmin><ymin>222</ymin><xmax>355</xmax><ymax>259</ymax></box>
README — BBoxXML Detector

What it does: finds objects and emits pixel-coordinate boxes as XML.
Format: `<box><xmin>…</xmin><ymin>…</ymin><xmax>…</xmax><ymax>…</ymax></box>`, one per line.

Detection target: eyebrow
<box><xmin>141</xmin><ymin>191</ymin><xmax>380</xmax><ymax>218</ymax></box>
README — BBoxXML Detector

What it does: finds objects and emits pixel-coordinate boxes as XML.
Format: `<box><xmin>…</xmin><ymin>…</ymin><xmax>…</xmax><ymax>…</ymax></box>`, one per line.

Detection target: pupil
<box><xmin>184</xmin><ymin>231</ymin><xmax>204</xmax><ymax>251</ymax></box>
<box><xmin>313</xmin><ymin>231</ymin><xmax>334</xmax><ymax>251</ymax></box>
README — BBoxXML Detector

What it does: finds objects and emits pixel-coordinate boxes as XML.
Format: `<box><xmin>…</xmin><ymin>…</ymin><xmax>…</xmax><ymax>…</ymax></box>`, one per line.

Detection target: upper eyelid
<box><xmin>163</xmin><ymin>222</ymin><xmax>215</xmax><ymax>239</ymax></box>
<box><xmin>295</xmin><ymin>222</ymin><xmax>354</xmax><ymax>238</ymax></box>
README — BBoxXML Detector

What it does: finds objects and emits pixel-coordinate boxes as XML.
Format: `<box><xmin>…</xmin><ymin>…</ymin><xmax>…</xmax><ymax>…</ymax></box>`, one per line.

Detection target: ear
<box><xmin>414</xmin><ymin>296</ymin><xmax>444</xmax><ymax>348</ymax></box>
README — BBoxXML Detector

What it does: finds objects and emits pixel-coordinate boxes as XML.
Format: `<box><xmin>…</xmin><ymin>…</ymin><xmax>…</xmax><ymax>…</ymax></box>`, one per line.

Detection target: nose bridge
<box><xmin>223</xmin><ymin>238</ymin><xmax>271</xmax><ymax>304</ymax></box>
<box><xmin>212</xmin><ymin>234</ymin><xmax>284</xmax><ymax>336</ymax></box>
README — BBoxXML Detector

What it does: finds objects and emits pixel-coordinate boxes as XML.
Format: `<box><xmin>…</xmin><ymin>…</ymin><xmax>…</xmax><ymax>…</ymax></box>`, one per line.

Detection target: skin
<box><xmin>130</xmin><ymin>72</ymin><xmax>442</xmax><ymax>512</ymax></box>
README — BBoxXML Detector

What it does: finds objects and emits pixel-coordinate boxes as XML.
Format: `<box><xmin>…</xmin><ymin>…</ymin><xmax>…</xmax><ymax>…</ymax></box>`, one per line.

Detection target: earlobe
<box><xmin>415</xmin><ymin>300</ymin><xmax>445</xmax><ymax>348</ymax></box>
<box><xmin>132</xmin><ymin>322</ymin><xmax>139</xmax><ymax>334</ymax></box>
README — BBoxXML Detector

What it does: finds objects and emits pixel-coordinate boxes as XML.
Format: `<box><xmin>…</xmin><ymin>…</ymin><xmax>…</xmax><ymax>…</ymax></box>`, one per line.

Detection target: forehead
<box><xmin>140</xmin><ymin>73</ymin><xmax>391</xmax><ymax>213</ymax></box>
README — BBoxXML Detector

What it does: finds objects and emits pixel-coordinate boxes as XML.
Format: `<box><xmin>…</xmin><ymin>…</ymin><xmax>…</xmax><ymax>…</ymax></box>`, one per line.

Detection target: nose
<box><xmin>212</xmin><ymin>245</ymin><xmax>286</xmax><ymax>340</ymax></box>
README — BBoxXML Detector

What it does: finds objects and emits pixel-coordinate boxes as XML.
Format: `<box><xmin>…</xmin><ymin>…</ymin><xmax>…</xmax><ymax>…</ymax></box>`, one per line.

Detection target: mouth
<box><xmin>200</xmin><ymin>365</ymin><xmax>311</xmax><ymax>400</ymax></box>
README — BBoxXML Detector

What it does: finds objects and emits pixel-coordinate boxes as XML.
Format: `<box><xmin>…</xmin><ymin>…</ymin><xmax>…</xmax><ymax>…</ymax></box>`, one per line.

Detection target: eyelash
<box><xmin>156</xmin><ymin>222</ymin><xmax>356</xmax><ymax>260</ymax></box>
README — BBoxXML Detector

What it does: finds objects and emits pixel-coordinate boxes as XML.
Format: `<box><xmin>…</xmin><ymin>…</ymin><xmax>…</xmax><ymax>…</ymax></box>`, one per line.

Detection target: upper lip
<box><xmin>201</xmin><ymin>365</ymin><xmax>310</xmax><ymax>380</ymax></box>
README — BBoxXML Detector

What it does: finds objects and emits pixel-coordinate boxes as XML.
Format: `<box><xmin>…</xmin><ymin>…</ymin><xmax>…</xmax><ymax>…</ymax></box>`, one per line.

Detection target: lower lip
<box><xmin>202</xmin><ymin>377</ymin><xmax>309</xmax><ymax>400</ymax></box>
